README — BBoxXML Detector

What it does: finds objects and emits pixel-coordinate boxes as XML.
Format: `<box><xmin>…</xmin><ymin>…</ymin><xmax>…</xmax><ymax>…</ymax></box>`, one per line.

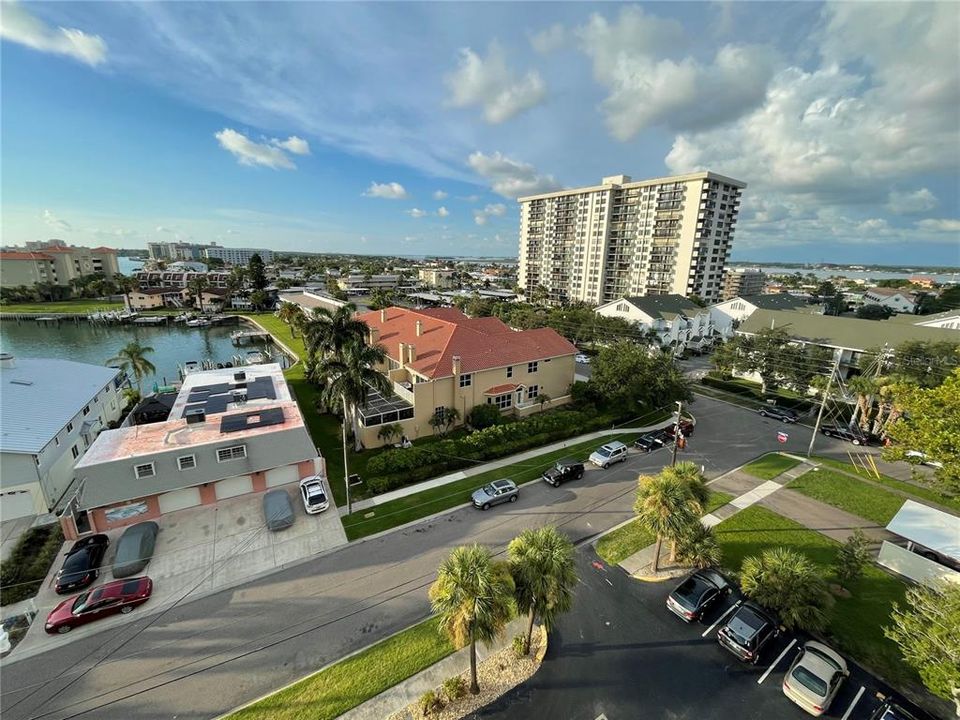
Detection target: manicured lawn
<box><xmin>713</xmin><ymin>506</ymin><xmax>913</xmax><ymax>688</ymax></box>
<box><xmin>787</xmin><ymin>468</ymin><xmax>906</xmax><ymax>526</ymax></box>
<box><xmin>595</xmin><ymin>491</ymin><xmax>734</xmax><ymax>565</ymax></box>
<box><xmin>228</xmin><ymin>616</ymin><xmax>454</xmax><ymax>720</ymax></box>
<box><xmin>741</xmin><ymin>453</ymin><xmax>802</xmax><ymax>481</ymax></box>
<box><xmin>342</xmin><ymin>432</ymin><xmax>643</xmax><ymax>540</ymax></box>
<box><xmin>0</xmin><ymin>299</ymin><xmax>124</xmax><ymax>313</ymax></box>
<box><xmin>812</xmin><ymin>455</ymin><xmax>960</xmax><ymax>513</ymax></box>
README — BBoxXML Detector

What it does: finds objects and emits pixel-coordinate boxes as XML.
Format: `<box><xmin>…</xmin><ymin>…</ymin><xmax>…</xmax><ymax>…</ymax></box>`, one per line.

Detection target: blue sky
<box><xmin>2</xmin><ymin>1</ymin><xmax>958</xmax><ymax>265</ymax></box>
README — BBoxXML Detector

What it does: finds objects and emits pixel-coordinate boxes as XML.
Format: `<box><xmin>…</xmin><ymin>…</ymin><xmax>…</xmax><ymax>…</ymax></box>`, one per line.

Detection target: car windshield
<box><xmin>481</xmin><ymin>484</ymin><xmax>496</xmax><ymax>494</ymax></box>
<box><xmin>62</xmin><ymin>552</ymin><xmax>88</xmax><ymax>572</ymax></box>
<box><xmin>792</xmin><ymin>665</ymin><xmax>829</xmax><ymax>697</ymax></box>
<box><xmin>71</xmin><ymin>593</ymin><xmax>90</xmax><ymax>612</ymax></box>
<box><xmin>596</xmin><ymin>448</ymin><xmax>611</xmax><ymax>458</ymax></box>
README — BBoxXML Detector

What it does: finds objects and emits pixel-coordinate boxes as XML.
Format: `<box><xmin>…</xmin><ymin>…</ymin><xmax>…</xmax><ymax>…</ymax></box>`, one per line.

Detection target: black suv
<box><xmin>634</xmin><ymin>431</ymin><xmax>668</xmax><ymax>453</ymax></box>
<box><xmin>757</xmin><ymin>405</ymin><xmax>799</xmax><ymax>423</ymax></box>
<box><xmin>820</xmin><ymin>423</ymin><xmax>870</xmax><ymax>445</ymax></box>
<box><xmin>55</xmin><ymin>534</ymin><xmax>110</xmax><ymax>594</ymax></box>
<box><xmin>666</xmin><ymin>569</ymin><xmax>731</xmax><ymax>622</ymax></box>
<box><xmin>542</xmin><ymin>458</ymin><xmax>585</xmax><ymax>487</ymax></box>
<box><xmin>717</xmin><ymin>602</ymin><xmax>779</xmax><ymax>664</ymax></box>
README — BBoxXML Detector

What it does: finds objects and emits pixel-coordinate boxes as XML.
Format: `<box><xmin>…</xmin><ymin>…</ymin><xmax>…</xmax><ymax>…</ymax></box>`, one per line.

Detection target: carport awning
<box><xmin>886</xmin><ymin>499</ymin><xmax>960</xmax><ymax>561</ymax></box>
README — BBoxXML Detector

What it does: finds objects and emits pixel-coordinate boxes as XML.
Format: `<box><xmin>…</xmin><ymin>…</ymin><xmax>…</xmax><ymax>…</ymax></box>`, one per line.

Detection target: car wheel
<box><xmin>482</xmin><ymin>503</ymin><xmax>490</xmax><ymax>511</ymax></box>
<box><xmin>510</xmin><ymin>494</ymin><xmax>518</xmax><ymax>503</ymax></box>
<box><xmin>121</xmin><ymin>605</ymin><xmax>134</xmax><ymax>614</ymax></box>
<box><xmin>782</xmin><ymin>418</ymin><xmax>790</xmax><ymax>423</ymax></box>
<box><xmin>57</xmin><ymin>625</ymin><xmax>72</xmax><ymax>634</ymax></box>
<box><xmin>602</xmin><ymin>463</ymin><xmax>608</xmax><ymax>469</ymax></box>
<box><xmin>822</xmin><ymin>430</ymin><xmax>831</xmax><ymax>436</ymax></box>
<box><xmin>759</xmin><ymin>410</ymin><xmax>767</xmax><ymax>417</ymax></box>
<box><xmin>852</xmin><ymin>438</ymin><xmax>861</xmax><ymax>445</ymax></box>
<box><xmin>577</xmin><ymin>471</ymin><xmax>584</xmax><ymax>479</ymax></box>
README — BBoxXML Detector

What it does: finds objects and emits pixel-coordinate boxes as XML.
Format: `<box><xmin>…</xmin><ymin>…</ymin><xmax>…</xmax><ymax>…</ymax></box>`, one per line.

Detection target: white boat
<box><xmin>133</xmin><ymin>316</ymin><xmax>165</xmax><ymax>325</ymax></box>
<box><xmin>174</xmin><ymin>313</ymin><xmax>191</xmax><ymax>323</ymax></box>
<box><xmin>245</xmin><ymin>350</ymin><xmax>267</xmax><ymax>365</ymax></box>
<box><xmin>186</xmin><ymin>317</ymin><xmax>211</xmax><ymax>327</ymax></box>
<box><xmin>182</xmin><ymin>360</ymin><xmax>201</xmax><ymax>374</ymax></box>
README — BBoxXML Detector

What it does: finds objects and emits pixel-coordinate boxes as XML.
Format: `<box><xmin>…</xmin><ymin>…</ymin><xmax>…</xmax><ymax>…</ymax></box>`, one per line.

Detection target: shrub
<box><xmin>834</xmin><ymin>529</ymin><xmax>870</xmax><ymax>590</ymax></box>
<box><xmin>0</xmin><ymin>524</ymin><xmax>65</xmax><ymax>606</ymax></box>
<box><xmin>512</xmin><ymin>633</ymin><xmax>530</xmax><ymax>657</ymax></box>
<box><xmin>740</xmin><ymin>547</ymin><xmax>834</xmax><ymax>632</ymax></box>
<box><xmin>418</xmin><ymin>689</ymin><xmax>444</xmax><ymax>716</ymax></box>
<box><xmin>467</xmin><ymin>403</ymin><xmax>504</xmax><ymax>430</ymax></box>
<box><xmin>442</xmin><ymin>675</ymin><xmax>467</xmax><ymax>702</ymax></box>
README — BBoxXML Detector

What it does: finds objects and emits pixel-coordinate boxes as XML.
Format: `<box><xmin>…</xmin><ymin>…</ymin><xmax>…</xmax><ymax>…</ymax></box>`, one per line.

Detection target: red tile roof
<box><xmin>484</xmin><ymin>383</ymin><xmax>518</xmax><ymax>395</ymax></box>
<box><xmin>0</xmin><ymin>251</ymin><xmax>53</xmax><ymax>261</ymax></box>
<box><xmin>356</xmin><ymin>307</ymin><xmax>576</xmax><ymax>380</ymax></box>
<box><xmin>90</xmin><ymin>246</ymin><xmax>118</xmax><ymax>253</ymax></box>
<box><xmin>41</xmin><ymin>246</ymin><xmax>74</xmax><ymax>253</ymax></box>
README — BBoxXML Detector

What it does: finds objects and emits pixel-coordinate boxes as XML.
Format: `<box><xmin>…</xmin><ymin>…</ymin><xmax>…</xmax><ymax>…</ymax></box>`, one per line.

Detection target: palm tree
<box><xmin>508</xmin><ymin>526</ymin><xmax>577</xmax><ymax>654</ymax></box>
<box><xmin>187</xmin><ymin>275</ymin><xmax>209</xmax><ymax>312</ymax></box>
<box><xmin>311</xmin><ymin>338</ymin><xmax>392</xmax><ymax>512</ymax></box>
<box><xmin>674</xmin><ymin>523</ymin><xmax>722</xmax><ymax>569</ymax></box>
<box><xmin>377</xmin><ymin>422</ymin><xmax>402</xmax><ymax>446</ymax></box>
<box><xmin>301</xmin><ymin>303</ymin><xmax>369</xmax><ymax>366</ymax></box>
<box><xmin>740</xmin><ymin>547</ymin><xmax>834</xmax><ymax>632</ymax></box>
<box><xmin>634</xmin><ymin>472</ymin><xmax>702</xmax><ymax>573</ymax></box>
<box><xmin>659</xmin><ymin>462</ymin><xmax>709</xmax><ymax>561</ymax></box>
<box><xmin>535</xmin><ymin>392</ymin><xmax>551</xmax><ymax>413</ymax></box>
<box><xmin>443</xmin><ymin>406</ymin><xmax>460</xmax><ymax>434</ymax></box>
<box><xmin>847</xmin><ymin>374</ymin><xmax>877</xmax><ymax>429</ymax></box>
<box><xmin>107</xmin><ymin>340</ymin><xmax>156</xmax><ymax>395</ymax></box>
<box><xmin>429</xmin><ymin>544</ymin><xmax>516</xmax><ymax>695</ymax></box>
<box><xmin>276</xmin><ymin>302</ymin><xmax>306</xmax><ymax>336</ymax></box>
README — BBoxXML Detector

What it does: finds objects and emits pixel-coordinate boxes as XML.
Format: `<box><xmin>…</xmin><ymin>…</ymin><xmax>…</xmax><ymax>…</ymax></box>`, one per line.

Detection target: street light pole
<box><xmin>807</xmin><ymin>356</ymin><xmax>841</xmax><ymax>458</ymax></box>
<box><xmin>671</xmin><ymin>400</ymin><xmax>682</xmax><ymax>467</ymax></box>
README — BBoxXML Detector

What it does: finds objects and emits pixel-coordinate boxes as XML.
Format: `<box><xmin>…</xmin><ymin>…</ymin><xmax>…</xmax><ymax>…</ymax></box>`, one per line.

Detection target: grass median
<box><xmin>812</xmin><ymin>455</ymin><xmax>960</xmax><ymax>514</ymax></box>
<box><xmin>787</xmin><ymin>468</ymin><xmax>907</xmax><ymax>526</ymax></box>
<box><xmin>713</xmin><ymin>505</ymin><xmax>913</xmax><ymax>689</ymax></box>
<box><xmin>595</xmin><ymin>490</ymin><xmax>734</xmax><ymax>565</ymax></box>
<box><xmin>228</xmin><ymin>616</ymin><xmax>454</xmax><ymax>720</ymax></box>
<box><xmin>341</xmin><ymin>432</ymin><xmax>643</xmax><ymax>541</ymax></box>
<box><xmin>741</xmin><ymin>453</ymin><xmax>802</xmax><ymax>481</ymax></box>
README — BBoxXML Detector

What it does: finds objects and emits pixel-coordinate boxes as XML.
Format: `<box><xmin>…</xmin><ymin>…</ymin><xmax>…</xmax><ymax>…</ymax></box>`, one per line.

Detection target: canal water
<box><xmin>0</xmin><ymin>320</ymin><xmax>286</xmax><ymax>390</ymax></box>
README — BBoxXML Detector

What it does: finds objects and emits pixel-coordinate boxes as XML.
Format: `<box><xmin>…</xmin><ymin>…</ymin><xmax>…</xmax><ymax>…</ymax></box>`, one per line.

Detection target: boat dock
<box><xmin>231</xmin><ymin>329</ymin><xmax>272</xmax><ymax>345</ymax></box>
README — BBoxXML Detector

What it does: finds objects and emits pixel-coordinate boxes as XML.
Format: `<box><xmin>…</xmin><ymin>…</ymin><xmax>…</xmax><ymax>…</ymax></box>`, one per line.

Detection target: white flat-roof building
<box><xmin>60</xmin><ymin>364</ymin><xmax>322</xmax><ymax>539</ymax></box>
<box><xmin>0</xmin><ymin>354</ymin><xmax>128</xmax><ymax>520</ymax></box>
<box><xmin>518</xmin><ymin>171</ymin><xmax>746</xmax><ymax>306</ymax></box>
<box><xmin>203</xmin><ymin>246</ymin><xmax>274</xmax><ymax>265</ymax></box>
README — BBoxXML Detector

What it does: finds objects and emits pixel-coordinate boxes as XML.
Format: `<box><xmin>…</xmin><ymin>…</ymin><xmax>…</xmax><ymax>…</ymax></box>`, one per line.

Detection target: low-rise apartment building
<box><xmin>708</xmin><ymin>294</ymin><xmax>816</xmax><ymax>338</ymax></box>
<box><xmin>134</xmin><ymin>269</ymin><xmax>231</xmax><ymax>289</ymax></box>
<box><xmin>721</xmin><ymin>268</ymin><xmax>765</xmax><ymax>300</ymax></box>
<box><xmin>596</xmin><ymin>295</ymin><xmax>714</xmax><ymax>353</ymax></box>
<box><xmin>418</xmin><ymin>268</ymin><xmax>457</xmax><ymax>289</ymax></box>
<box><xmin>60</xmin><ymin>364</ymin><xmax>322</xmax><ymax>539</ymax></box>
<box><xmin>0</xmin><ymin>354</ymin><xmax>128</xmax><ymax>520</ymax></box>
<box><xmin>338</xmin><ymin>273</ymin><xmax>402</xmax><ymax>294</ymax></box>
<box><xmin>862</xmin><ymin>287</ymin><xmax>917</xmax><ymax>314</ymax></box>
<box><xmin>0</xmin><ymin>245</ymin><xmax>119</xmax><ymax>289</ymax></box>
<box><xmin>354</xmin><ymin>307</ymin><xmax>577</xmax><ymax>447</ymax></box>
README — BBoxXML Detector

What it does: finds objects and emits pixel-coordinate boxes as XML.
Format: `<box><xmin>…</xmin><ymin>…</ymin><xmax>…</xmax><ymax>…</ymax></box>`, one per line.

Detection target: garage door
<box><xmin>1</xmin><ymin>490</ymin><xmax>35</xmax><ymax>521</ymax></box>
<box><xmin>265</xmin><ymin>465</ymin><xmax>299</xmax><ymax>488</ymax></box>
<box><xmin>158</xmin><ymin>487</ymin><xmax>202</xmax><ymax>514</ymax></box>
<box><xmin>215</xmin><ymin>475</ymin><xmax>253</xmax><ymax>500</ymax></box>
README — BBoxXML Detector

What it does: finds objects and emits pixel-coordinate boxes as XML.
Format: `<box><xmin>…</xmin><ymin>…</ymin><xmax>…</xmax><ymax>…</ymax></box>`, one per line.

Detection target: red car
<box><xmin>664</xmin><ymin>418</ymin><xmax>695</xmax><ymax>438</ymax></box>
<box><xmin>44</xmin><ymin>577</ymin><xmax>153</xmax><ymax>634</ymax></box>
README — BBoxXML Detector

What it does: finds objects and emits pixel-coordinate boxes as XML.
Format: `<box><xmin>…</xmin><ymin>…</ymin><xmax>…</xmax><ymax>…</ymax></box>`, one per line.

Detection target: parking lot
<box><xmin>11</xmin><ymin>482</ymin><xmax>347</xmax><ymax>659</ymax></box>
<box><xmin>477</xmin><ymin>549</ymin><xmax>936</xmax><ymax>720</ymax></box>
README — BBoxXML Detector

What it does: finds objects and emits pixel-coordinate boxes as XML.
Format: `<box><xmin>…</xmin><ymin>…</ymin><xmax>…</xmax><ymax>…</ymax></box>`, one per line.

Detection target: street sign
<box><xmin>777</xmin><ymin>431</ymin><xmax>789</xmax><ymax>444</ymax></box>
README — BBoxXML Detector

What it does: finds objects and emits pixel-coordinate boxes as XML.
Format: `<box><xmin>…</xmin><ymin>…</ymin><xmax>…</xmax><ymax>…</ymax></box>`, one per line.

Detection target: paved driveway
<box><xmin>473</xmin><ymin>550</ymin><xmax>936</xmax><ymax>720</ymax></box>
<box><xmin>10</xmin><ymin>483</ymin><xmax>346</xmax><ymax>660</ymax></box>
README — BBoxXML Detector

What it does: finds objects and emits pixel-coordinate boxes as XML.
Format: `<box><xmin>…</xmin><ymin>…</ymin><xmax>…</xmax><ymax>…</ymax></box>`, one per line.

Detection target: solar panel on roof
<box><xmin>219</xmin><ymin>407</ymin><xmax>285</xmax><ymax>433</ymax></box>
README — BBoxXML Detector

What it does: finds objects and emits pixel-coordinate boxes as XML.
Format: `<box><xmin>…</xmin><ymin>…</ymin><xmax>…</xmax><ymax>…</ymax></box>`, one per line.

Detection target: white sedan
<box><xmin>299</xmin><ymin>476</ymin><xmax>330</xmax><ymax>514</ymax></box>
<box><xmin>574</xmin><ymin>353</ymin><xmax>591</xmax><ymax>364</ymax></box>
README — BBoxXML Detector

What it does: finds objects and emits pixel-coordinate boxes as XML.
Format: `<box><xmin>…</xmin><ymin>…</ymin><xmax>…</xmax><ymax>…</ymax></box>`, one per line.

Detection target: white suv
<box><xmin>589</xmin><ymin>441</ymin><xmax>628</xmax><ymax>469</ymax></box>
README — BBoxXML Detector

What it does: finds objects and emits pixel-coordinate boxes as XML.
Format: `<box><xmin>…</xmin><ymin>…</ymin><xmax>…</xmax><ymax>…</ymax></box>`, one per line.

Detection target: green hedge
<box><xmin>366</xmin><ymin>409</ymin><xmax>616</xmax><ymax>494</ymax></box>
<box><xmin>1</xmin><ymin>524</ymin><xmax>65</xmax><ymax>606</ymax></box>
<box><xmin>701</xmin><ymin>375</ymin><xmax>816</xmax><ymax>412</ymax></box>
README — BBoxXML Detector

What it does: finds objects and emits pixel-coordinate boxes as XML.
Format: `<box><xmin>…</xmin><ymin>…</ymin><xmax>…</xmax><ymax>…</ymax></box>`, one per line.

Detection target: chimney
<box><xmin>452</xmin><ymin>355</ymin><xmax>461</xmax><ymax>376</ymax></box>
<box><xmin>369</xmin><ymin>327</ymin><xmax>380</xmax><ymax>345</ymax></box>
<box><xmin>416</xmin><ymin>320</ymin><xmax>423</xmax><ymax>337</ymax></box>
<box><xmin>407</xmin><ymin>344</ymin><xmax>416</xmax><ymax>364</ymax></box>
<box><xmin>380</xmin><ymin>309</ymin><xmax>387</xmax><ymax>323</ymax></box>
<box><xmin>398</xmin><ymin>342</ymin><xmax>407</xmax><ymax>365</ymax></box>
<box><xmin>0</xmin><ymin>353</ymin><xmax>15</xmax><ymax>370</ymax></box>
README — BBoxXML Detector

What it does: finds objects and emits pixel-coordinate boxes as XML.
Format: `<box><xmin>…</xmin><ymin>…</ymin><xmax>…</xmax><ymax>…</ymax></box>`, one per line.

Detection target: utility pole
<box><xmin>671</xmin><ymin>400</ymin><xmax>683</xmax><ymax>466</ymax></box>
<box><xmin>807</xmin><ymin>356</ymin><xmax>841</xmax><ymax>458</ymax></box>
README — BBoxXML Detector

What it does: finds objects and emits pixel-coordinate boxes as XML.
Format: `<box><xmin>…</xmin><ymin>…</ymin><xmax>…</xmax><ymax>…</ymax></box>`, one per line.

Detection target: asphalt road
<box><xmin>472</xmin><ymin>550</ymin><xmax>936</xmax><ymax>720</ymax></box>
<box><xmin>0</xmin><ymin>396</ymin><xmax>915</xmax><ymax>720</ymax></box>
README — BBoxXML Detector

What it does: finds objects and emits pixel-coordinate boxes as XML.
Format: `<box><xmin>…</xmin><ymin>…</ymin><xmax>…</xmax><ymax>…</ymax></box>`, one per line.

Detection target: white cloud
<box><xmin>214</xmin><ymin>128</ymin><xmax>297</xmax><ymax>169</ymax></box>
<box><xmin>459</xmin><ymin>194</ymin><xmax>481</xmax><ymax>203</ymax></box>
<box><xmin>406</xmin><ymin>208</ymin><xmax>427</xmax><ymax>218</ymax></box>
<box><xmin>272</xmin><ymin>136</ymin><xmax>311</xmax><ymax>156</ymax></box>
<box><xmin>445</xmin><ymin>41</ymin><xmax>546</xmax><ymax>123</ymax></box>
<box><xmin>530</xmin><ymin>23</ymin><xmax>565</xmax><ymax>54</ymax></box>
<box><xmin>433</xmin><ymin>190</ymin><xmax>448</xmax><ymax>200</ymax></box>
<box><xmin>887</xmin><ymin>188</ymin><xmax>938</xmax><ymax>215</ymax></box>
<box><xmin>473</xmin><ymin>203</ymin><xmax>507</xmax><ymax>226</ymax></box>
<box><xmin>578</xmin><ymin>7</ymin><xmax>777</xmax><ymax>139</ymax></box>
<box><xmin>43</xmin><ymin>209</ymin><xmax>71</xmax><ymax>232</ymax></box>
<box><xmin>437</xmin><ymin>206</ymin><xmax>450</xmax><ymax>218</ymax></box>
<box><xmin>0</xmin><ymin>1</ymin><xmax>108</xmax><ymax>67</ymax></box>
<box><xmin>467</xmin><ymin>151</ymin><xmax>561</xmax><ymax>199</ymax></box>
<box><xmin>916</xmin><ymin>219</ymin><xmax>960</xmax><ymax>233</ymax></box>
<box><xmin>363</xmin><ymin>181</ymin><xmax>409</xmax><ymax>199</ymax></box>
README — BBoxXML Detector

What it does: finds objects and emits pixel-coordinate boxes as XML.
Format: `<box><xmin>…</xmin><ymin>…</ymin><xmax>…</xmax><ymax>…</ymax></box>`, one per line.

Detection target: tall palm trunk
<box><xmin>469</xmin><ymin>637</ymin><xmax>479</xmax><ymax>694</ymax></box>
<box><xmin>652</xmin><ymin>535</ymin><xmax>663</xmax><ymax>573</ymax></box>
<box><xmin>525</xmin><ymin>607</ymin><xmax>536</xmax><ymax>654</ymax></box>
<box><xmin>341</xmin><ymin>394</ymin><xmax>352</xmax><ymax>515</ymax></box>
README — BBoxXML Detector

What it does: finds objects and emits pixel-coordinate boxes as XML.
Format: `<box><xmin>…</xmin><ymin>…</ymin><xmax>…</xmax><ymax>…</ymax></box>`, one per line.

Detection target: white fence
<box><xmin>877</xmin><ymin>541</ymin><xmax>960</xmax><ymax>587</ymax></box>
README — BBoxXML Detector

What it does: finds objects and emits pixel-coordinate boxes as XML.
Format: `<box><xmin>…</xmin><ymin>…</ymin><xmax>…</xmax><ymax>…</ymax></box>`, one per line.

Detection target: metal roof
<box><xmin>886</xmin><ymin>500</ymin><xmax>960</xmax><ymax>562</ymax></box>
<box><xmin>0</xmin><ymin>357</ymin><xmax>122</xmax><ymax>454</ymax></box>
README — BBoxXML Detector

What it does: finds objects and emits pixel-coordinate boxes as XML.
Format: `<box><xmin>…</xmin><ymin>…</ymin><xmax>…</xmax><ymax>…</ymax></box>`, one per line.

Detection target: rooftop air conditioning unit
<box><xmin>234</xmin><ymin>371</ymin><xmax>246</xmax><ymax>382</ymax></box>
<box><xmin>185</xmin><ymin>407</ymin><xmax>206</xmax><ymax>424</ymax></box>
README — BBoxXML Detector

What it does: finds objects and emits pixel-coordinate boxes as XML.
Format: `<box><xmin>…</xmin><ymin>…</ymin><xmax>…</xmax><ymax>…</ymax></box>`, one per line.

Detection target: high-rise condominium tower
<box><xmin>518</xmin><ymin>172</ymin><xmax>745</xmax><ymax>305</ymax></box>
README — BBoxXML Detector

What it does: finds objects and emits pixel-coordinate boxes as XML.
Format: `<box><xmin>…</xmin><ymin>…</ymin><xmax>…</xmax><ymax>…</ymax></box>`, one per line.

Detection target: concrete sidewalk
<box><xmin>343</xmin><ymin>418</ymin><xmax>676</xmax><ymax>516</ymax></box>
